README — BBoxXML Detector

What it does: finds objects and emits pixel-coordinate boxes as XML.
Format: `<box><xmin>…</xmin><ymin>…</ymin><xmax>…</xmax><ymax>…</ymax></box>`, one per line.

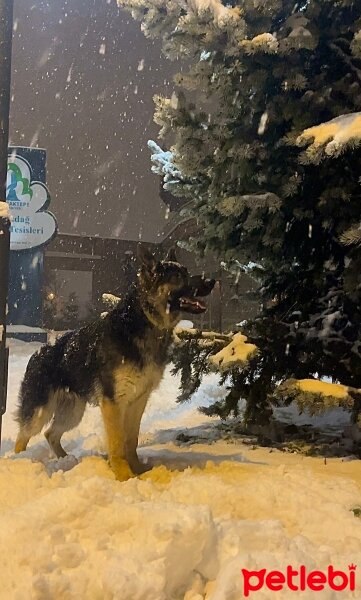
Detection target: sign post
<box><xmin>0</xmin><ymin>0</ymin><xmax>14</xmax><ymax>450</ymax></box>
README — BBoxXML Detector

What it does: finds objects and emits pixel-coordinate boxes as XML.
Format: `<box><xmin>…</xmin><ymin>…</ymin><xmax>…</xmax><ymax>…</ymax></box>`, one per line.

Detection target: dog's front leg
<box><xmin>125</xmin><ymin>390</ymin><xmax>151</xmax><ymax>474</ymax></box>
<box><xmin>100</xmin><ymin>397</ymin><xmax>134</xmax><ymax>481</ymax></box>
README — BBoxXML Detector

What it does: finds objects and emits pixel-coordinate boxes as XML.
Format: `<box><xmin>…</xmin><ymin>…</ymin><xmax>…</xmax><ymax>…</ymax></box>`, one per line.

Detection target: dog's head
<box><xmin>137</xmin><ymin>245</ymin><xmax>215</xmax><ymax>329</ymax></box>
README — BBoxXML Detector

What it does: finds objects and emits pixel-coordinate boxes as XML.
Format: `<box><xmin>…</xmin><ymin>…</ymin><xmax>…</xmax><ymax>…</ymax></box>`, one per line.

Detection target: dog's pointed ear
<box><xmin>137</xmin><ymin>244</ymin><xmax>156</xmax><ymax>272</ymax></box>
<box><xmin>166</xmin><ymin>247</ymin><xmax>178</xmax><ymax>262</ymax></box>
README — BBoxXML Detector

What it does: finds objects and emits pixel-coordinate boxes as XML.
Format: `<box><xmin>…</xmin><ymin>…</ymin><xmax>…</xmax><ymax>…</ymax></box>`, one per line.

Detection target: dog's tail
<box><xmin>15</xmin><ymin>349</ymin><xmax>55</xmax><ymax>453</ymax></box>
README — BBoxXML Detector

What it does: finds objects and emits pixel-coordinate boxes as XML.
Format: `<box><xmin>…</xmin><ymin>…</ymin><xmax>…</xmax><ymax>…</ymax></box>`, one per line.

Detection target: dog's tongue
<box><xmin>179</xmin><ymin>296</ymin><xmax>206</xmax><ymax>313</ymax></box>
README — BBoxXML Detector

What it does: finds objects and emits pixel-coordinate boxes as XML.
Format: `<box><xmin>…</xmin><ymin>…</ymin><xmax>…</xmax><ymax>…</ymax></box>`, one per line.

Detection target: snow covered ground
<box><xmin>1</xmin><ymin>339</ymin><xmax>361</xmax><ymax>599</ymax></box>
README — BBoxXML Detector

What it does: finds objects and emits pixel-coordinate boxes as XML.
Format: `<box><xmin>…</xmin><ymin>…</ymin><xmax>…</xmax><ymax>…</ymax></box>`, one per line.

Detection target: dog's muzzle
<box><xmin>175</xmin><ymin>276</ymin><xmax>216</xmax><ymax>314</ymax></box>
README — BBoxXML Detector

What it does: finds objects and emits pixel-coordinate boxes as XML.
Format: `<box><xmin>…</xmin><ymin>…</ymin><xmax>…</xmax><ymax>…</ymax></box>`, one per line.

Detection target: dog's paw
<box><xmin>109</xmin><ymin>456</ymin><xmax>134</xmax><ymax>481</ymax></box>
<box><xmin>129</xmin><ymin>458</ymin><xmax>152</xmax><ymax>475</ymax></box>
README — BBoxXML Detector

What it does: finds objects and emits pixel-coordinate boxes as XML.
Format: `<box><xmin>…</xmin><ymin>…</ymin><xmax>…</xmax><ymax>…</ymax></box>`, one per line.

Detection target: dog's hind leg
<box><xmin>15</xmin><ymin>351</ymin><xmax>55</xmax><ymax>454</ymax></box>
<box><xmin>15</xmin><ymin>399</ymin><xmax>56</xmax><ymax>454</ymax></box>
<box><xmin>100</xmin><ymin>397</ymin><xmax>134</xmax><ymax>481</ymax></box>
<box><xmin>44</xmin><ymin>391</ymin><xmax>86</xmax><ymax>458</ymax></box>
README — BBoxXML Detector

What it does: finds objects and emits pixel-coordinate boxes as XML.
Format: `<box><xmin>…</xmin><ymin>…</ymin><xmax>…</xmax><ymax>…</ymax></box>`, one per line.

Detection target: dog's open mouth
<box><xmin>176</xmin><ymin>277</ymin><xmax>216</xmax><ymax>314</ymax></box>
<box><xmin>179</xmin><ymin>296</ymin><xmax>207</xmax><ymax>314</ymax></box>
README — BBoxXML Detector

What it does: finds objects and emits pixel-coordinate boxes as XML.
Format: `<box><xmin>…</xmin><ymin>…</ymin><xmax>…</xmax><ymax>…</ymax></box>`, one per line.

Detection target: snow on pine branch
<box><xmin>241</xmin><ymin>33</ymin><xmax>278</xmax><ymax>54</ymax></box>
<box><xmin>174</xmin><ymin>328</ymin><xmax>257</xmax><ymax>370</ymax></box>
<box><xmin>118</xmin><ymin>0</ymin><xmax>240</xmax><ymax>31</ymax></box>
<box><xmin>175</xmin><ymin>328</ymin><xmax>258</xmax><ymax>369</ymax></box>
<box><xmin>274</xmin><ymin>378</ymin><xmax>357</xmax><ymax>416</ymax></box>
<box><xmin>339</xmin><ymin>224</ymin><xmax>361</xmax><ymax>247</ymax></box>
<box><xmin>209</xmin><ymin>332</ymin><xmax>258</xmax><ymax>370</ymax></box>
<box><xmin>297</xmin><ymin>112</ymin><xmax>361</xmax><ymax>159</ymax></box>
<box><xmin>147</xmin><ymin>140</ymin><xmax>182</xmax><ymax>185</ymax></box>
<box><xmin>189</xmin><ymin>0</ymin><xmax>240</xmax><ymax>26</ymax></box>
<box><xmin>297</xmin><ymin>379</ymin><xmax>350</xmax><ymax>399</ymax></box>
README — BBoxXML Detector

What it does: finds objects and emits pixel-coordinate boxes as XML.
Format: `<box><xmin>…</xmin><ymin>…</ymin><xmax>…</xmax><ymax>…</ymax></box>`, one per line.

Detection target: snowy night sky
<box><xmin>9</xmin><ymin>0</ymin><xmax>176</xmax><ymax>242</ymax></box>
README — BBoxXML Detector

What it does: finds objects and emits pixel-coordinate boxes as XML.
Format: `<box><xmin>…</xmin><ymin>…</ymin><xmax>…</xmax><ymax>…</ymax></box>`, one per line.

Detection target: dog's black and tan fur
<box><xmin>15</xmin><ymin>246</ymin><xmax>215</xmax><ymax>480</ymax></box>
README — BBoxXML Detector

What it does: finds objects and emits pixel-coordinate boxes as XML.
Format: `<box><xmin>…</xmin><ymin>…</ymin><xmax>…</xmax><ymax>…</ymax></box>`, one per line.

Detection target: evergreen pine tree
<box><xmin>61</xmin><ymin>293</ymin><xmax>80</xmax><ymax>330</ymax></box>
<box><xmin>119</xmin><ymin>0</ymin><xmax>361</xmax><ymax>424</ymax></box>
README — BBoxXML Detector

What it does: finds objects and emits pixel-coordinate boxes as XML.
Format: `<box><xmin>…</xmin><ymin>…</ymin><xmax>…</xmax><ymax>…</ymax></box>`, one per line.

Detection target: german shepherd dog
<box><xmin>15</xmin><ymin>246</ymin><xmax>215</xmax><ymax>480</ymax></box>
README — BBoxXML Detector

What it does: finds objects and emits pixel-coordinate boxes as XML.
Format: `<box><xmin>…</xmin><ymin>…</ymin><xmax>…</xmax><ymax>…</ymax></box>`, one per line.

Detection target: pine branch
<box><xmin>340</xmin><ymin>225</ymin><xmax>361</xmax><ymax>246</ymax></box>
<box><xmin>329</xmin><ymin>42</ymin><xmax>361</xmax><ymax>83</ymax></box>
